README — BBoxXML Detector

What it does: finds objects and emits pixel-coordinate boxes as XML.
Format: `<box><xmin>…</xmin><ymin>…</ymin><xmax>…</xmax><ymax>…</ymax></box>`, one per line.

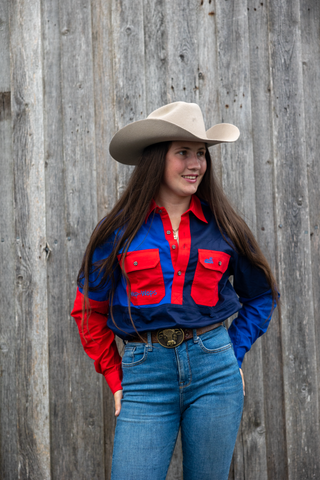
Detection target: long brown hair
<box><xmin>78</xmin><ymin>142</ymin><xmax>279</xmax><ymax>334</ymax></box>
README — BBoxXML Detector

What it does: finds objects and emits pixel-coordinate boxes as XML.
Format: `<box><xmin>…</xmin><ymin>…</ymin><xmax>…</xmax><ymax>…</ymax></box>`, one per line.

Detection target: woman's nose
<box><xmin>187</xmin><ymin>153</ymin><xmax>201</xmax><ymax>168</ymax></box>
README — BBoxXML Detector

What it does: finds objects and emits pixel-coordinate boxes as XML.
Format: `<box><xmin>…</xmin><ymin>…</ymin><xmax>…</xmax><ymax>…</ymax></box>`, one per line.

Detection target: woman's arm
<box><xmin>71</xmin><ymin>288</ymin><xmax>123</xmax><ymax>394</ymax></box>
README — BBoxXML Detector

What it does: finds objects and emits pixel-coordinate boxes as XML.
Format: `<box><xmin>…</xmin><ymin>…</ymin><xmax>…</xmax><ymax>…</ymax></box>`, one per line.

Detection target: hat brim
<box><xmin>109</xmin><ymin>119</ymin><xmax>240</xmax><ymax>165</ymax></box>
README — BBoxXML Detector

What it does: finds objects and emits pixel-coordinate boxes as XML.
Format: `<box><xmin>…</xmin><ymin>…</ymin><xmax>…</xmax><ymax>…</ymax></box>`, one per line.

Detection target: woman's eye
<box><xmin>178</xmin><ymin>150</ymin><xmax>186</xmax><ymax>156</ymax></box>
<box><xmin>198</xmin><ymin>151</ymin><xmax>205</xmax><ymax>157</ymax></box>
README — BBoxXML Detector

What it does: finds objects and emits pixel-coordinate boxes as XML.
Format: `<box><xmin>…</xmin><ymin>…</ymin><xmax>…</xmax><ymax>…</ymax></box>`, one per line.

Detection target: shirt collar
<box><xmin>145</xmin><ymin>195</ymin><xmax>208</xmax><ymax>224</ymax></box>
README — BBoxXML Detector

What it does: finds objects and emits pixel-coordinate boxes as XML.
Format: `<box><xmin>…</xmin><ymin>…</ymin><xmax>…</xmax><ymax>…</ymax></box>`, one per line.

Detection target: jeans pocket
<box><xmin>198</xmin><ymin>338</ymin><xmax>232</xmax><ymax>354</ymax></box>
<box><xmin>197</xmin><ymin>327</ymin><xmax>232</xmax><ymax>354</ymax></box>
<box><xmin>122</xmin><ymin>344</ymin><xmax>148</xmax><ymax>367</ymax></box>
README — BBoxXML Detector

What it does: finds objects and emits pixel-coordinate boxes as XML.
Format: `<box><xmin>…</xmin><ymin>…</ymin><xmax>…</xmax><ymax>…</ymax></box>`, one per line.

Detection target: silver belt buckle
<box><xmin>157</xmin><ymin>328</ymin><xmax>184</xmax><ymax>348</ymax></box>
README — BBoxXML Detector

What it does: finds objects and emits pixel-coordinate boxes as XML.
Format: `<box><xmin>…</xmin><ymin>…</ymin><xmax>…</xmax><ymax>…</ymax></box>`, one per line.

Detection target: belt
<box><xmin>127</xmin><ymin>322</ymin><xmax>224</xmax><ymax>349</ymax></box>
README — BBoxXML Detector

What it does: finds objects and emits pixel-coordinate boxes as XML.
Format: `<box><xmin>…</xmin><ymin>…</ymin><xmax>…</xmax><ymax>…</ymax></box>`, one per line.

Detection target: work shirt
<box><xmin>71</xmin><ymin>195</ymin><xmax>275</xmax><ymax>394</ymax></box>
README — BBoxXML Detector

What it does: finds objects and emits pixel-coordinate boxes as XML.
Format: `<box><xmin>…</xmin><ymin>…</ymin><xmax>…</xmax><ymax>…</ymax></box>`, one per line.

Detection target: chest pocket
<box><xmin>118</xmin><ymin>249</ymin><xmax>165</xmax><ymax>306</ymax></box>
<box><xmin>191</xmin><ymin>249</ymin><xmax>230</xmax><ymax>307</ymax></box>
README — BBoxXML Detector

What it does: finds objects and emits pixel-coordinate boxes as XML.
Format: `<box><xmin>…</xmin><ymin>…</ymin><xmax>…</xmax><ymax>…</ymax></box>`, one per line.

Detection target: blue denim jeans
<box><xmin>111</xmin><ymin>325</ymin><xmax>243</xmax><ymax>480</ymax></box>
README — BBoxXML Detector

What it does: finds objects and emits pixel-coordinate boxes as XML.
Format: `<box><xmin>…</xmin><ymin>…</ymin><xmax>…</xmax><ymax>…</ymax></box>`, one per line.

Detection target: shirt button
<box><xmin>158</xmin><ymin>209</ymin><xmax>162</xmax><ymax>214</ymax></box>
<box><xmin>133</xmin><ymin>261</ymin><xmax>138</xmax><ymax>266</ymax></box>
<box><xmin>172</xmin><ymin>245</ymin><xmax>176</xmax><ymax>250</ymax></box>
<box><xmin>218</xmin><ymin>261</ymin><xmax>222</xmax><ymax>266</ymax></box>
<box><xmin>177</xmin><ymin>271</ymin><xmax>182</xmax><ymax>276</ymax></box>
<box><xmin>166</xmin><ymin>230</ymin><xmax>171</xmax><ymax>235</ymax></box>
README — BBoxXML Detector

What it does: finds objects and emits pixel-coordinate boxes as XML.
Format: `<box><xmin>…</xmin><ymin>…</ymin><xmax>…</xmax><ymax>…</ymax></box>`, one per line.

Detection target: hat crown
<box><xmin>147</xmin><ymin>101</ymin><xmax>207</xmax><ymax>138</ymax></box>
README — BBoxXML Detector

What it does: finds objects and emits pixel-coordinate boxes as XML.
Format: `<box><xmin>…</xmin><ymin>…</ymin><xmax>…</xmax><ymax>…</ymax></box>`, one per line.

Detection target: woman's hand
<box><xmin>114</xmin><ymin>389</ymin><xmax>123</xmax><ymax>417</ymax></box>
<box><xmin>239</xmin><ymin>368</ymin><xmax>245</xmax><ymax>396</ymax></box>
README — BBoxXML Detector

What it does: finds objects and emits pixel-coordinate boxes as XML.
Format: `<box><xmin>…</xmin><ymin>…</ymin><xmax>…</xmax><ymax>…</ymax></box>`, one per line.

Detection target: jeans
<box><xmin>111</xmin><ymin>325</ymin><xmax>244</xmax><ymax>480</ymax></box>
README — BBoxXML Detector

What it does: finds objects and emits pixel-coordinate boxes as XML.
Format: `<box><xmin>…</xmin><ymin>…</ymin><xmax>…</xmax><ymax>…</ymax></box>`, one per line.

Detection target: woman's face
<box><xmin>159</xmin><ymin>141</ymin><xmax>207</xmax><ymax>202</ymax></box>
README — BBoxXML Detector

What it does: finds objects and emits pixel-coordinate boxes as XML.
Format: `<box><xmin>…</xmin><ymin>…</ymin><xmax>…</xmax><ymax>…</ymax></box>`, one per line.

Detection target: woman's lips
<box><xmin>182</xmin><ymin>175</ymin><xmax>198</xmax><ymax>183</ymax></box>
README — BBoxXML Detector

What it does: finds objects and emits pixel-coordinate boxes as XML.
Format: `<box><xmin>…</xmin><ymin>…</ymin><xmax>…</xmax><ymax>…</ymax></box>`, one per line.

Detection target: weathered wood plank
<box><xmin>165</xmin><ymin>0</ymin><xmax>199</xmax><ymax>103</ymax></box>
<box><xmin>92</xmin><ymin>0</ymin><xmax>118</xmax><ymax>220</ymax></box>
<box><xmin>91</xmin><ymin>1</ymin><xmax>119</xmax><ymax>478</ymax></box>
<box><xmin>56</xmin><ymin>0</ymin><xmax>104</xmax><ymax>477</ymax></box>
<box><xmin>247</xmin><ymin>2</ymin><xmax>288</xmax><ymax>479</ymax></box>
<box><xmin>215</xmin><ymin>2</ymin><xmax>268</xmax><ymax>479</ymax></box>
<box><xmin>300</xmin><ymin>4</ymin><xmax>320</xmax><ymax>469</ymax></box>
<box><xmin>111</xmin><ymin>0</ymin><xmax>146</xmax><ymax>193</ymax></box>
<box><xmin>268</xmin><ymin>0</ymin><xmax>320</xmax><ymax>478</ymax></box>
<box><xmin>0</xmin><ymin>93</ymin><xmax>18</xmax><ymax>480</ymax></box>
<box><xmin>8</xmin><ymin>1</ymin><xmax>51</xmax><ymax>477</ymax></box>
<box><xmin>143</xmin><ymin>0</ymin><xmax>168</xmax><ymax>113</ymax></box>
<box><xmin>0</xmin><ymin>0</ymin><xmax>10</xmax><ymax>92</ymax></box>
<box><xmin>197</xmin><ymin>0</ymin><xmax>223</xmax><ymax>186</ymax></box>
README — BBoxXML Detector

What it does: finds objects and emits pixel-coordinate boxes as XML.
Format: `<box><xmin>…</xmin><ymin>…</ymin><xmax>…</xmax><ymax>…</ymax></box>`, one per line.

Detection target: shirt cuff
<box><xmin>232</xmin><ymin>345</ymin><xmax>247</xmax><ymax>368</ymax></box>
<box><xmin>103</xmin><ymin>366</ymin><xmax>123</xmax><ymax>395</ymax></box>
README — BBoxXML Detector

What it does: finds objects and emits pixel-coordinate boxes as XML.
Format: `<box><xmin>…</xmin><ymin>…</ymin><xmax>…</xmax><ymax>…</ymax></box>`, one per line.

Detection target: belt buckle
<box><xmin>157</xmin><ymin>328</ymin><xmax>184</xmax><ymax>348</ymax></box>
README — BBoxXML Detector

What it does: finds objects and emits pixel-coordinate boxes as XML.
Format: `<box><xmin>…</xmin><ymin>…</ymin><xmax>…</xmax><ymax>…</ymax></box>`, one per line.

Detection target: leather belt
<box><xmin>127</xmin><ymin>322</ymin><xmax>224</xmax><ymax>349</ymax></box>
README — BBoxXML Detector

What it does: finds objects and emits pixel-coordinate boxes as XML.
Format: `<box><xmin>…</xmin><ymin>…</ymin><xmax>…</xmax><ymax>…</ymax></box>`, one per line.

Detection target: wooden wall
<box><xmin>1</xmin><ymin>0</ymin><xmax>319</xmax><ymax>478</ymax></box>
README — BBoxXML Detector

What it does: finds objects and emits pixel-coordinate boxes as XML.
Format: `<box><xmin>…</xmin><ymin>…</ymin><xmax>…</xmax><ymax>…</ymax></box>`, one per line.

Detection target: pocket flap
<box><xmin>197</xmin><ymin>249</ymin><xmax>230</xmax><ymax>272</ymax></box>
<box><xmin>118</xmin><ymin>249</ymin><xmax>160</xmax><ymax>273</ymax></box>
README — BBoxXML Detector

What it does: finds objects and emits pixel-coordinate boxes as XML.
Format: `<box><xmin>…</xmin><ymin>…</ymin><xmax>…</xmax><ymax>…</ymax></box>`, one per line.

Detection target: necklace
<box><xmin>172</xmin><ymin>227</ymin><xmax>179</xmax><ymax>241</ymax></box>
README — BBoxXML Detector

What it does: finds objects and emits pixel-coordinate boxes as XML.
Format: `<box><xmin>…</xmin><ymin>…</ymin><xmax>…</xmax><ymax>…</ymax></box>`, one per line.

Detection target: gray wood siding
<box><xmin>1</xmin><ymin>1</ymin><xmax>319</xmax><ymax>478</ymax></box>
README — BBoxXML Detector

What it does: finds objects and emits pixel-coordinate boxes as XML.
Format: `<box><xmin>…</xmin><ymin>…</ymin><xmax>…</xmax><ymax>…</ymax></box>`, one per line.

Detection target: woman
<box><xmin>71</xmin><ymin>102</ymin><xmax>279</xmax><ymax>480</ymax></box>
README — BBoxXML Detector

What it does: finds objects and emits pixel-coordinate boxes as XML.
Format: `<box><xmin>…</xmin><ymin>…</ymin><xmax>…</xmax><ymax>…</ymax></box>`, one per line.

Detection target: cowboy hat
<box><xmin>109</xmin><ymin>101</ymin><xmax>240</xmax><ymax>165</ymax></box>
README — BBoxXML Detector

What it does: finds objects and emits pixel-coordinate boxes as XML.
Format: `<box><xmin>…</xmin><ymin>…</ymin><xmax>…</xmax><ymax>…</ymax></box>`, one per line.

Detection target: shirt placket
<box><xmin>157</xmin><ymin>208</ymin><xmax>191</xmax><ymax>304</ymax></box>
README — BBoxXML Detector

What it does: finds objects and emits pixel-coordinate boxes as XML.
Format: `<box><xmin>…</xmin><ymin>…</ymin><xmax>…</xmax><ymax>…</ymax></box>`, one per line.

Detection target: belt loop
<box><xmin>192</xmin><ymin>328</ymin><xmax>199</xmax><ymax>343</ymax></box>
<box><xmin>147</xmin><ymin>331</ymin><xmax>153</xmax><ymax>351</ymax></box>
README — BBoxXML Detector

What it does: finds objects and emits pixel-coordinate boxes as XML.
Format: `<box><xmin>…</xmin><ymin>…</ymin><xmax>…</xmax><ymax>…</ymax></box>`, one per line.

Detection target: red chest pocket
<box><xmin>118</xmin><ymin>249</ymin><xmax>165</xmax><ymax>306</ymax></box>
<box><xmin>191</xmin><ymin>249</ymin><xmax>230</xmax><ymax>307</ymax></box>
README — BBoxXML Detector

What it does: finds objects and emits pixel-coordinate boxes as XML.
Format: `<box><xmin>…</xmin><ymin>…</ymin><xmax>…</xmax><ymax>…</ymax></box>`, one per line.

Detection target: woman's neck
<box><xmin>154</xmin><ymin>194</ymin><xmax>192</xmax><ymax>230</ymax></box>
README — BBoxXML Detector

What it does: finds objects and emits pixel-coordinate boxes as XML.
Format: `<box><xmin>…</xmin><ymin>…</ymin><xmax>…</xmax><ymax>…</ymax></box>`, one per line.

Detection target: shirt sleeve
<box><xmin>228</xmin><ymin>290</ymin><xmax>275</xmax><ymax>367</ymax></box>
<box><xmin>228</xmin><ymin>251</ymin><xmax>279</xmax><ymax>367</ymax></box>
<box><xmin>71</xmin><ymin>288</ymin><xmax>122</xmax><ymax>394</ymax></box>
<box><xmin>70</xmin><ymin>237</ymin><xmax>123</xmax><ymax>394</ymax></box>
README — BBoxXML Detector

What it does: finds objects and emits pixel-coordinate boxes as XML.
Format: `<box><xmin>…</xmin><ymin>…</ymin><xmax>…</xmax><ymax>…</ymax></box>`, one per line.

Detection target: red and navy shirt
<box><xmin>71</xmin><ymin>195</ymin><xmax>275</xmax><ymax>394</ymax></box>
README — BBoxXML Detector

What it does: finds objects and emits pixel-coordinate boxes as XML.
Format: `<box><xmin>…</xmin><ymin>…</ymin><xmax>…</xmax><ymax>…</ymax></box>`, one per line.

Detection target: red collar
<box><xmin>145</xmin><ymin>195</ymin><xmax>208</xmax><ymax>224</ymax></box>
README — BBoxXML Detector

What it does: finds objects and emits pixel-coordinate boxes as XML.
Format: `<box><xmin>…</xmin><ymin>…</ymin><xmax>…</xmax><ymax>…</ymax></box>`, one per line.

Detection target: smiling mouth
<box><xmin>182</xmin><ymin>175</ymin><xmax>198</xmax><ymax>179</ymax></box>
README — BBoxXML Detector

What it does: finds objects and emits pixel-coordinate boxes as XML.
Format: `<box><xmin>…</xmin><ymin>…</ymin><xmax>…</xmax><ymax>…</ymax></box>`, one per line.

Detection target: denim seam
<box><xmin>198</xmin><ymin>340</ymin><xmax>232</xmax><ymax>355</ymax></box>
<box><xmin>179</xmin><ymin>343</ymin><xmax>192</xmax><ymax>390</ymax></box>
<box><xmin>122</xmin><ymin>346</ymin><xmax>148</xmax><ymax>367</ymax></box>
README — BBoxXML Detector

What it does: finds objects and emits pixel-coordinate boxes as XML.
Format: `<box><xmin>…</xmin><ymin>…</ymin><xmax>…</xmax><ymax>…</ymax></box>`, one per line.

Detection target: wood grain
<box><xmin>1</xmin><ymin>0</ymin><xmax>320</xmax><ymax>478</ymax></box>
<box><xmin>247</xmin><ymin>1</ymin><xmax>288</xmax><ymax>479</ymax></box>
<box><xmin>300</xmin><ymin>5</ymin><xmax>320</xmax><ymax>473</ymax></box>
<box><xmin>91</xmin><ymin>1</ymin><xmax>119</xmax><ymax>478</ymax></box>
<box><xmin>0</xmin><ymin>1</ymin><xmax>10</xmax><ymax>92</ymax></box>
<box><xmin>57</xmin><ymin>0</ymin><xmax>104</xmax><ymax>477</ymax></box>
<box><xmin>165</xmin><ymin>0</ymin><xmax>199</xmax><ymax>103</ymax></box>
<box><xmin>143</xmin><ymin>0</ymin><xmax>168</xmax><ymax>112</ymax></box>
<box><xmin>0</xmin><ymin>93</ymin><xmax>18</xmax><ymax>480</ymax></box>
<box><xmin>111</xmin><ymin>0</ymin><xmax>145</xmax><ymax>193</ymax></box>
<box><xmin>8</xmin><ymin>1</ymin><xmax>51</xmax><ymax>477</ymax></box>
<box><xmin>268</xmin><ymin>0</ymin><xmax>319</xmax><ymax>478</ymax></box>
<box><xmin>215</xmin><ymin>2</ymin><xmax>268</xmax><ymax>479</ymax></box>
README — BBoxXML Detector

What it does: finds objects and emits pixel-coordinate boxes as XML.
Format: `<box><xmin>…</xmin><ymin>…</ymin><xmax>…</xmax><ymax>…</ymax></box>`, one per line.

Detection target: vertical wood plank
<box><xmin>57</xmin><ymin>0</ymin><xmax>105</xmax><ymax>477</ymax></box>
<box><xmin>268</xmin><ymin>0</ymin><xmax>320</xmax><ymax>478</ymax></box>
<box><xmin>0</xmin><ymin>0</ymin><xmax>10</xmax><ymax>92</ymax></box>
<box><xmin>215</xmin><ymin>1</ymin><xmax>268</xmax><ymax>479</ymax></box>
<box><xmin>0</xmin><ymin>93</ymin><xmax>18</xmax><ymax>479</ymax></box>
<box><xmin>111</xmin><ymin>0</ymin><xmax>146</xmax><ymax>193</ymax></box>
<box><xmin>92</xmin><ymin>0</ymin><xmax>117</xmax><ymax>219</ymax></box>
<box><xmin>91</xmin><ymin>2</ymin><xmax>118</xmax><ymax>478</ymax></box>
<box><xmin>197</xmin><ymin>0</ymin><xmax>223</xmax><ymax>184</ymax></box>
<box><xmin>247</xmin><ymin>2</ymin><xmax>288</xmax><ymax>479</ymax></box>
<box><xmin>143</xmin><ymin>0</ymin><xmax>168</xmax><ymax>113</ymax></box>
<box><xmin>165</xmin><ymin>0</ymin><xmax>199</xmax><ymax>103</ymax></box>
<box><xmin>8</xmin><ymin>1</ymin><xmax>51</xmax><ymax>477</ymax></box>
<box><xmin>300</xmin><ymin>5</ymin><xmax>320</xmax><ymax>471</ymax></box>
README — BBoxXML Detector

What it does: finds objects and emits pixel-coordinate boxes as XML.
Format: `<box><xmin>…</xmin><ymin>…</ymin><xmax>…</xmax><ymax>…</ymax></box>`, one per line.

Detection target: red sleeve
<box><xmin>70</xmin><ymin>288</ymin><xmax>123</xmax><ymax>394</ymax></box>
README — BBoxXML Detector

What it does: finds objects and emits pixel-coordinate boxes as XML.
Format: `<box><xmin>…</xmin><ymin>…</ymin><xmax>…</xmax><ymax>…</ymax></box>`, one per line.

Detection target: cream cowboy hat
<box><xmin>109</xmin><ymin>101</ymin><xmax>240</xmax><ymax>165</ymax></box>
